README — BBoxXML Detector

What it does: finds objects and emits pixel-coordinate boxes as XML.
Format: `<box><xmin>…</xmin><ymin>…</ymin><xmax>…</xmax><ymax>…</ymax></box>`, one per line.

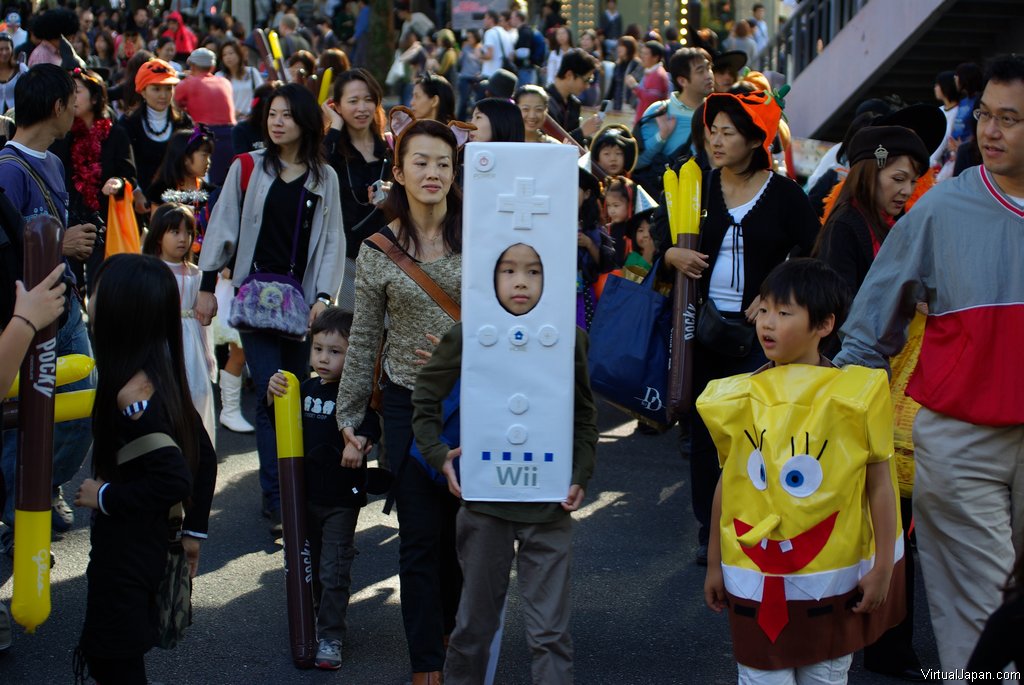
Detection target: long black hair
<box><xmin>383</xmin><ymin>119</ymin><xmax>462</xmax><ymax>255</ymax></box>
<box><xmin>262</xmin><ymin>82</ymin><xmax>326</xmax><ymax>185</ymax></box>
<box><xmin>473</xmin><ymin>97</ymin><xmax>526</xmax><ymax>142</ymax></box>
<box><xmin>414</xmin><ymin>73</ymin><xmax>456</xmax><ymax>124</ymax></box>
<box><xmin>90</xmin><ymin>254</ymin><xmax>199</xmax><ymax>481</ymax></box>
<box><xmin>152</xmin><ymin>126</ymin><xmax>213</xmax><ymax>187</ymax></box>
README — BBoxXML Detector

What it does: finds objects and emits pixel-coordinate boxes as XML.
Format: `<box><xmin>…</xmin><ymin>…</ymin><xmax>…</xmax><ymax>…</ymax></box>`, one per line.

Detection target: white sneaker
<box><xmin>315</xmin><ymin>638</ymin><xmax>342</xmax><ymax>670</ymax></box>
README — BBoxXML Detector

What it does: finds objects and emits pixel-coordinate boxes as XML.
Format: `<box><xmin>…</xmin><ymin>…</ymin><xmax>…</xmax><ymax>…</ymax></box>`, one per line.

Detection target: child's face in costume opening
<box><xmin>495</xmin><ymin>243</ymin><xmax>543</xmax><ymax>316</ymax></box>
<box><xmin>159</xmin><ymin>220</ymin><xmax>194</xmax><ymax>263</ymax></box>
<box><xmin>310</xmin><ymin>330</ymin><xmax>348</xmax><ymax>382</ymax></box>
<box><xmin>756</xmin><ymin>294</ymin><xmax>833</xmax><ymax>367</ymax></box>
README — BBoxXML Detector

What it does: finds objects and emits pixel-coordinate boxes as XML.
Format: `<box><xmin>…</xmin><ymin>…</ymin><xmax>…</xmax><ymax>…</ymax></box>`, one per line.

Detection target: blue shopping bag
<box><xmin>587</xmin><ymin>268</ymin><xmax>672</xmax><ymax>428</ymax></box>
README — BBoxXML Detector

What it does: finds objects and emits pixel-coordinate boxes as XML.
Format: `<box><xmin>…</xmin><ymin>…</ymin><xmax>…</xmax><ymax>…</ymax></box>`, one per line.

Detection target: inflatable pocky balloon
<box><xmin>697</xmin><ymin>364</ymin><xmax>906</xmax><ymax>670</ymax></box>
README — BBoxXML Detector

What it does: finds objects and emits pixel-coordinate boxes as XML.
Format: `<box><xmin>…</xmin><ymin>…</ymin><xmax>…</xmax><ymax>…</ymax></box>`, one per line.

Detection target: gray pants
<box><xmin>306</xmin><ymin>503</ymin><xmax>360</xmax><ymax>642</ymax></box>
<box><xmin>913</xmin><ymin>407</ymin><xmax>1024</xmax><ymax>682</ymax></box>
<box><xmin>445</xmin><ymin>508</ymin><xmax>574</xmax><ymax>685</ymax></box>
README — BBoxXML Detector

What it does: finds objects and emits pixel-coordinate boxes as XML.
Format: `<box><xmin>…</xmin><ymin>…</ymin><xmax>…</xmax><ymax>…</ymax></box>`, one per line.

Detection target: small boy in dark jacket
<box><xmin>267</xmin><ymin>307</ymin><xmax>379</xmax><ymax>671</ymax></box>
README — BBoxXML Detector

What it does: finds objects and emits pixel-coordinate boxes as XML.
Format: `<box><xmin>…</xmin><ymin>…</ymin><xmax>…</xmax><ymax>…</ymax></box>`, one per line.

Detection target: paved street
<box><xmin>1</xmin><ymin>394</ymin><xmax>938</xmax><ymax>684</ymax></box>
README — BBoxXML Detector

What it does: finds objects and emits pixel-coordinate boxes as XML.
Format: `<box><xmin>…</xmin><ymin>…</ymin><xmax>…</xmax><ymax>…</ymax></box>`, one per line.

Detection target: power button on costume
<box><xmin>697</xmin><ymin>364</ymin><xmax>906</xmax><ymax>670</ymax></box>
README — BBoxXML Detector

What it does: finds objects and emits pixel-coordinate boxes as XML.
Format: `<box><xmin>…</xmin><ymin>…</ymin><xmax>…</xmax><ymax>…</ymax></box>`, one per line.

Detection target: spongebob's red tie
<box><xmin>758</xmin><ymin>575</ymin><xmax>788</xmax><ymax>642</ymax></box>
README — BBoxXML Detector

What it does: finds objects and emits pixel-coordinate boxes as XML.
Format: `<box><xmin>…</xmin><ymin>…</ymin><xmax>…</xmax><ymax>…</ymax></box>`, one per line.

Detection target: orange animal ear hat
<box><xmin>388</xmin><ymin>105</ymin><xmax>476</xmax><ymax>153</ymax></box>
<box><xmin>703</xmin><ymin>84</ymin><xmax>791</xmax><ymax>164</ymax></box>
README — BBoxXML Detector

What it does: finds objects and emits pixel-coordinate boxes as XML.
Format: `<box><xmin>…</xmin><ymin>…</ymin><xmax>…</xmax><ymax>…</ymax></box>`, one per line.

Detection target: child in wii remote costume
<box><xmin>412</xmin><ymin>143</ymin><xmax>599</xmax><ymax>685</ymax></box>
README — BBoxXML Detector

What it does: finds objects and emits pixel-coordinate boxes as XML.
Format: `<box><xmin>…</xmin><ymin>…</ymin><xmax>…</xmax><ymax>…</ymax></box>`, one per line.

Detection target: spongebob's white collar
<box><xmin>722</xmin><ymin>536</ymin><xmax>904</xmax><ymax>602</ymax></box>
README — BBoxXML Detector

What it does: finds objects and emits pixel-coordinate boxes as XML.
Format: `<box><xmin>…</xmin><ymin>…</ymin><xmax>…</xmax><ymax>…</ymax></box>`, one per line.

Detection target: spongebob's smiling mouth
<box><xmin>733</xmin><ymin>511</ymin><xmax>839</xmax><ymax>575</ymax></box>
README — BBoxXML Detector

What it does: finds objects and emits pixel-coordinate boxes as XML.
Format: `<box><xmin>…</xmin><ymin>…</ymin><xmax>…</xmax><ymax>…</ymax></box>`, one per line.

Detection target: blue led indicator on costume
<box><xmin>482</xmin><ymin>451</ymin><xmax>491</xmax><ymax>461</ymax></box>
<box><xmin>544</xmin><ymin>453</ymin><xmax>554</xmax><ymax>462</ymax></box>
<box><xmin>502</xmin><ymin>452</ymin><xmax>512</xmax><ymax>461</ymax></box>
<box><xmin>524</xmin><ymin>452</ymin><xmax>533</xmax><ymax>461</ymax></box>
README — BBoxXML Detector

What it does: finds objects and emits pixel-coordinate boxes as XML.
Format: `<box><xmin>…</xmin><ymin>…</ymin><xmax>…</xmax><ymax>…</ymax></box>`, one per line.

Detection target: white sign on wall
<box><xmin>460</xmin><ymin>142</ymin><xmax>579</xmax><ymax>502</ymax></box>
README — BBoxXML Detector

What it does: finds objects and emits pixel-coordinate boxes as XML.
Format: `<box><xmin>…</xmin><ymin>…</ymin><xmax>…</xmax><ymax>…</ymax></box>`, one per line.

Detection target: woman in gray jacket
<box><xmin>197</xmin><ymin>83</ymin><xmax>344</xmax><ymax>533</ymax></box>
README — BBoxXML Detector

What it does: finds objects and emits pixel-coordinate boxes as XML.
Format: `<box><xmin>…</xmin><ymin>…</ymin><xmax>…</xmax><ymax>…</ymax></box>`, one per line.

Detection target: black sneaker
<box><xmin>52</xmin><ymin>486</ymin><xmax>75</xmax><ymax>533</ymax></box>
<box><xmin>0</xmin><ymin>602</ymin><xmax>12</xmax><ymax>652</ymax></box>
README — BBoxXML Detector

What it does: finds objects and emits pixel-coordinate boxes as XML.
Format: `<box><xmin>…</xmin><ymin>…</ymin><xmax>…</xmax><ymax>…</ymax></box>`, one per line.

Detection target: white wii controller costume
<box><xmin>459</xmin><ymin>142</ymin><xmax>580</xmax><ymax>502</ymax></box>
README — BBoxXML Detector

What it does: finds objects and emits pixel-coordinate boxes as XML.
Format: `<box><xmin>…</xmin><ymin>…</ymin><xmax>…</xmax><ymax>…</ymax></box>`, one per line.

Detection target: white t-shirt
<box><xmin>1009</xmin><ymin>194</ymin><xmax>1024</xmax><ymax>208</ymax></box>
<box><xmin>218</xmin><ymin>66</ymin><xmax>264</xmax><ymax>118</ymax></box>
<box><xmin>708</xmin><ymin>173</ymin><xmax>773</xmax><ymax>312</ymax></box>
<box><xmin>481</xmin><ymin>26</ymin><xmax>512</xmax><ymax>78</ymax></box>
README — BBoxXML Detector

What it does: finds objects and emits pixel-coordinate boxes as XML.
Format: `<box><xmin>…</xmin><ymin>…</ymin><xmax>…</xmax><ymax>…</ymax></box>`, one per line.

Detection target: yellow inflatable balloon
<box><xmin>697</xmin><ymin>364</ymin><xmax>905</xmax><ymax>670</ymax></box>
<box><xmin>5</xmin><ymin>354</ymin><xmax>95</xmax><ymax>398</ymax></box>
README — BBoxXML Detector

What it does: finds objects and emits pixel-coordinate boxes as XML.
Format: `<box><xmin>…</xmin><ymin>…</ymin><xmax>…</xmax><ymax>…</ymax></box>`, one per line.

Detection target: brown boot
<box><xmin>411</xmin><ymin>672</ymin><xmax>443</xmax><ymax>685</ymax></box>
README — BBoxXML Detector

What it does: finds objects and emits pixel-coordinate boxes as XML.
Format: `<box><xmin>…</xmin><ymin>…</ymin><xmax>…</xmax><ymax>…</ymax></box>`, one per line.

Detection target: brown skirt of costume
<box><xmin>727</xmin><ymin>556</ymin><xmax>907</xmax><ymax>670</ymax></box>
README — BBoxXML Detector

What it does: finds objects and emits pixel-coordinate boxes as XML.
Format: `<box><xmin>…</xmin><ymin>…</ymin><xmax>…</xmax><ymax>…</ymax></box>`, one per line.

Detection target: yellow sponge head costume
<box><xmin>697</xmin><ymin>364</ymin><xmax>905</xmax><ymax>670</ymax></box>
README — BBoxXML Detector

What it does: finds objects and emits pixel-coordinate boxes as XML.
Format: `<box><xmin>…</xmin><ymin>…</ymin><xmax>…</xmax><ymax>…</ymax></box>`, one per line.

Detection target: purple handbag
<box><xmin>229</xmin><ymin>187</ymin><xmax>310</xmax><ymax>340</ymax></box>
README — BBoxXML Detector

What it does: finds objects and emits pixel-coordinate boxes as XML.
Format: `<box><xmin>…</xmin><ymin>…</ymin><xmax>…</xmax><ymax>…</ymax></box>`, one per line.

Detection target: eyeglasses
<box><xmin>973</xmin><ymin>108</ymin><xmax>1022</xmax><ymax>129</ymax></box>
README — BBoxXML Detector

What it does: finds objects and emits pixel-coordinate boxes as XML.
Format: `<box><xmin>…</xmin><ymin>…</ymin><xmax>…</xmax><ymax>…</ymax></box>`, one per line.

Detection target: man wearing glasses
<box><xmin>544</xmin><ymin>47</ymin><xmax>602</xmax><ymax>146</ymax></box>
<box><xmin>835</xmin><ymin>53</ymin><xmax>1024</xmax><ymax>678</ymax></box>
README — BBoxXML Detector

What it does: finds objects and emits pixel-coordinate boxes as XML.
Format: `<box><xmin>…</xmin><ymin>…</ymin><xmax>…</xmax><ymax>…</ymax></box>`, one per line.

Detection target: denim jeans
<box><xmin>307</xmin><ymin>503</ymin><xmax>359</xmax><ymax>642</ymax></box>
<box><xmin>239</xmin><ymin>330</ymin><xmax>309</xmax><ymax>514</ymax></box>
<box><xmin>2</xmin><ymin>296</ymin><xmax>94</xmax><ymax>525</ymax></box>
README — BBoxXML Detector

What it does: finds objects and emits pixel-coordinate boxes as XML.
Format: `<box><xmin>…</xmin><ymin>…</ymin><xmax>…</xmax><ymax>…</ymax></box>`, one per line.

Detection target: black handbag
<box><xmin>696</xmin><ymin>297</ymin><xmax>756</xmax><ymax>358</ymax></box>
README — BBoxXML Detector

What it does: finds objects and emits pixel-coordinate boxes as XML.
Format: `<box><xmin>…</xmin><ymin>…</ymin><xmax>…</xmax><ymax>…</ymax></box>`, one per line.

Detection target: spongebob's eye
<box><xmin>779</xmin><ymin>455</ymin><xmax>823</xmax><ymax>498</ymax></box>
<box><xmin>747</xmin><ymin>449</ymin><xmax>767</xmax><ymax>491</ymax></box>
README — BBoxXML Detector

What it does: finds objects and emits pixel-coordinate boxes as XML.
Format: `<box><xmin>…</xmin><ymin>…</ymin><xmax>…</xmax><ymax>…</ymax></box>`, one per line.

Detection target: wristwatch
<box><xmin>316</xmin><ymin>294</ymin><xmax>332</xmax><ymax>307</ymax></box>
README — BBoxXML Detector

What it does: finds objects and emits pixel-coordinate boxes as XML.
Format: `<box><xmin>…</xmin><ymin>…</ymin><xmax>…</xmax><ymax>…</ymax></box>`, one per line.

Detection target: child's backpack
<box><xmin>408</xmin><ymin>379</ymin><xmax>461</xmax><ymax>487</ymax></box>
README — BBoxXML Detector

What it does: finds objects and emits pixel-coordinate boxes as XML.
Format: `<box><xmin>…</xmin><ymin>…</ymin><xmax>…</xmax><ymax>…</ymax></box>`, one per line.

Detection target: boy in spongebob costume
<box><xmin>697</xmin><ymin>259</ymin><xmax>905</xmax><ymax>681</ymax></box>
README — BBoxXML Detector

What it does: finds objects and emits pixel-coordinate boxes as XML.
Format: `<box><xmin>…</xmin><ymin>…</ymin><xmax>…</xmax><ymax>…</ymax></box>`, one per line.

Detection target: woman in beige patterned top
<box><xmin>335</xmin><ymin>118</ymin><xmax>463</xmax><ymax>684</ymax></box>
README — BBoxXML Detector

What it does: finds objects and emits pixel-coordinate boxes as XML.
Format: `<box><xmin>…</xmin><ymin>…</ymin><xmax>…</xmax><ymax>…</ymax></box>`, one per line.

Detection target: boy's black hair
<box><xmin>311</xmin><ymin>307</ymin><xmax>353</xmax><ymax>339</ymax></box>
<box><xmin>557</xmin><ymin>48</ymin><xmax>598</xmax><ymax>80</ymax></box>
<box><xmin>759</xmin><ymin>258</ymin><xmax>851</xmax><ymax>348</ymax></box>
<box><xmin>642</xmin><ymin>40</ymin><xmax>665</xmax><ymax>60</ymax></box>
<box><xmin>14</xmin><ymin>64</ymin><xmax>75</xmax><ymax>128</ymax></box>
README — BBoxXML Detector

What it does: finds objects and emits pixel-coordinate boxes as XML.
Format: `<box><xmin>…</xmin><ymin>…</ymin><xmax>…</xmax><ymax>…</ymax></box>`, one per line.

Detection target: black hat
<box><xmin>589</xmin><ymin>124</ymin><xmax>638</xmax><ymax>174</ymax></box>
<box><xmin>874</xmin><ymin>103</ymin><xmax>947</xmax><ymax>157</ymax></box>
<box><xmin>847</xmin><ymin>125</ymin><xmax>930</xmax><ymax>173</ymax></box>
<box><xmin>481</xmin><ymin>69</ymin><xmax>517</xmax><ymax>100</ymax></box>
<box><xmin>712</xmin><ymin>50</ymin><xmax>747</xmax><ymax>75</ymax></box>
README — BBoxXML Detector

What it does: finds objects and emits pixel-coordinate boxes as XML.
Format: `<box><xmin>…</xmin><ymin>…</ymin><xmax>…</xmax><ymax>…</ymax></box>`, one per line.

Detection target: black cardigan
<box><xmin>696</xmin><ymin>171</ymin><xmax>820</xmax><ymax>308</ymax></box>
<box><xmin>324</xmin><ymin>128</ymin><xmax>393</xmax><ymax>260</ymax></box>
<box><xmin>119</xmin><ymin>108</ymin><xmax>194</xmax><ymax>192</ymax></box>
<box><xmin>815</xmin><ymin>203</ymin><xmax>877</xmax><ymax>295</ymax></box>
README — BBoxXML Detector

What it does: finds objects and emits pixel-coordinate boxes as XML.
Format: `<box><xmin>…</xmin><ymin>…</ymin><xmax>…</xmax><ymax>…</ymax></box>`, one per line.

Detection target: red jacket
<box><xmin>162</xmin><ymin>12</ymin><xmax>198</xmax><ymax>56</ymax></box>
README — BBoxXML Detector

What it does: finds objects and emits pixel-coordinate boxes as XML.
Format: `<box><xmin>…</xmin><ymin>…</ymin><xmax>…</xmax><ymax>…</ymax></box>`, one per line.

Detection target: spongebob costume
<box><xmin>697</xmin><ymin>364</ymin><xmax>906</xmax><ymax>671</ymax></box>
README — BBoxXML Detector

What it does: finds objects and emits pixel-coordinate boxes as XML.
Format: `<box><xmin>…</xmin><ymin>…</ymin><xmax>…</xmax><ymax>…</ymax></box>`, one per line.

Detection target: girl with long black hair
<box><xmin>197</xmin><ymin>82</ymin><xmax>344</xmax><ymax>534</ymax></box>
<box><xmin>74</xmin><ymin>254</ymin><xmax>216</xmax><ymax>685</ymax></box>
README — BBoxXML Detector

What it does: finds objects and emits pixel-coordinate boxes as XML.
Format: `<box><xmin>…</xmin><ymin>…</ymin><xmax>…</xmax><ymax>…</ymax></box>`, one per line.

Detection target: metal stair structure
<box><xmin>757</xmin><ymin>0</ymin><xmax>1024</xmax><ymax>141</ymax></box>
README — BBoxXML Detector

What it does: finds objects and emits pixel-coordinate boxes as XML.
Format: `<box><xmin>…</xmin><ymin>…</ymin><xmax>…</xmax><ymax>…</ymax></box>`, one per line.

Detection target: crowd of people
<box><xmin>0</xmin><ymin>0</ymin><xmax>1021</xmax><ymax>684</ymax></box>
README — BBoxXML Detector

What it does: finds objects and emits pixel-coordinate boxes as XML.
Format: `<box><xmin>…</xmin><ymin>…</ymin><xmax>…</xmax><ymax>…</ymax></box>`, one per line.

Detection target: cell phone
<box><xmin>370</xmin><ymin>180</ymin><xmax>388</xmax><ymax>205</ymax></box>
<box><xmin>599</xmin><ymin>99</ymin><xmax>612</xmax><ymax>120</ymax></box>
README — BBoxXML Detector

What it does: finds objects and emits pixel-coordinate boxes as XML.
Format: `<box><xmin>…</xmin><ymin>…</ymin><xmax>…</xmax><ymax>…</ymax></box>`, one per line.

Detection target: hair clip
<box><xmin>186</xmin><ymin>123</ymin><xmax>212</xmax><ymax>148</ymax></box>
<box><xmin>874</xmin><ymin>144</ymin><xmax>889</xmax><ymax>168</ymax></box>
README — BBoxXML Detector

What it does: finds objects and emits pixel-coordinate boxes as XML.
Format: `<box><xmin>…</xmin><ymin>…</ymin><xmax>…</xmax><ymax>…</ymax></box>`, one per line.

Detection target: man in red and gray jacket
<box><xmin>834</xmin><ymin>54</ymin><xmax>1024</xmax><ymax>679</ymax></box>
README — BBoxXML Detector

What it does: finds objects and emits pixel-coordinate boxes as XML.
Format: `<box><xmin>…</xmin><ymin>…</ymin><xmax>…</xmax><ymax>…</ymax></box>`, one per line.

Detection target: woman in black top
<box><xmin>323</xmin><ymin>69</ymin><xmax>392</xmax><ymax>312</ymax></box>
<box><xmin>73</xmin><ymin>254</ymin><xmax>216</xmax><ymax>685</ymax></box>
<box><xmin>50</xmin><ymin>68</ymin><xmax>137</xmax><ymax>293</ymax></box>
<box><xmin>663</xmin><ymin>91</ymin><xmax>819</xmax><ymax>564</ymax></box>
<box><xmin>120</xmin><ymin>59</ymin><xmax>193</xmax><ymax>215</ymax></box>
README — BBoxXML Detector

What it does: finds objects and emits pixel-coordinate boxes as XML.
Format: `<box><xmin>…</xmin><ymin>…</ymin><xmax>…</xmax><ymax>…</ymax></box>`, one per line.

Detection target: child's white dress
<box><xmin>166</xmin><ymin>260</ymin><xmax>218</xmax><ymax>443</ymax></box>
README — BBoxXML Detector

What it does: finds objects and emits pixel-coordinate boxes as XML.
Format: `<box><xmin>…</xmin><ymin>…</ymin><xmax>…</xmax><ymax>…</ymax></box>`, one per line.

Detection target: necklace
<box><xmin>143</xmin><ymin>107</ymin><xmax>171</xmax><ymax>137</ymax></box>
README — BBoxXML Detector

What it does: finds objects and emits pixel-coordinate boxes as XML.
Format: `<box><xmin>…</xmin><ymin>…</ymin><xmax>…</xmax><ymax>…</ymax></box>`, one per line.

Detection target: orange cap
<box><xmin>703</xmin><ymin>86</ymin><xmax>789</xmax><ymax>165</ymax></box>
<box><xmin>135</xmin><ymin>59</ymin><xmax>180</xmax><ymax>94</ymax></box>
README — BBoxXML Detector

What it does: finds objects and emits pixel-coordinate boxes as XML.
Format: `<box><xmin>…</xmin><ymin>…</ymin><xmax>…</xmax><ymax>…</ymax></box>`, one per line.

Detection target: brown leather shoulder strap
<box><xmin>367</xmin><ymin>231</ymin><xmax>461</xmax><ymax>321</ymax></box>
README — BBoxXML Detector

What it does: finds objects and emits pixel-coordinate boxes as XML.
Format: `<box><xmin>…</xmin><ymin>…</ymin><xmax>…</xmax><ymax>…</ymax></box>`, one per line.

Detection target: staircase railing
<box><xmin>753</xmin><ymin>0</ymin><xmax>870</xmax><ymax>80</ymax></box>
